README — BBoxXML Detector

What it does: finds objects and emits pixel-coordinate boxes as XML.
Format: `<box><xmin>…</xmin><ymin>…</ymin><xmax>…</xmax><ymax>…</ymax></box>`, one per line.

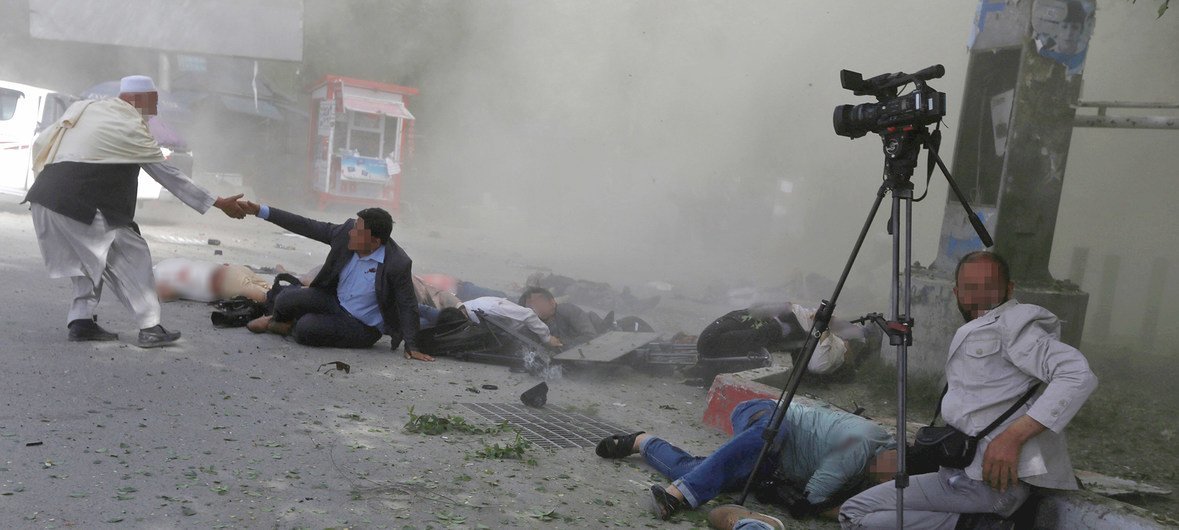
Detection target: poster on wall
<box><xmin>340</xmin><ymin>156</ymin><xmax>390</xmax><ymax>183</ymax></box>
<box><xmin>317</xmin><ymin>100</ymin><xmax>335</xmax><ymax>136</ymax></box>
<box><xmin>1031</xmin><ymin>0</ymin><xmax>1096</xmax><ymax>76</ymax></box>
<box><xmin>969</xmin><ymin>0</ymin><xmax>1031</xmax><ymax>50</ymax></box>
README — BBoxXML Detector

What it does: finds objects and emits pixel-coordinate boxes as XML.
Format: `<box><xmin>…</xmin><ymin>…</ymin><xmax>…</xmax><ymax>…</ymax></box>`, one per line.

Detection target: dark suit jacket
<box><xmin>265</xmin><ymin>208</ymin><xmax>420</xmax><ymax>351</ymax></box>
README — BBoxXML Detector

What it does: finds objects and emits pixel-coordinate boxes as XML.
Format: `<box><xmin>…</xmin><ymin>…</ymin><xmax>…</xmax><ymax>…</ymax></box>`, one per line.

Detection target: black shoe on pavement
<box><xmin>649</xmin><ymin>484</ymin><xmax>689</xmax><ymax>520</ymax></box>
<box><xmin>137</xmin><ymin>325</ymin><xmax>181</xmax><ymax>348</ymax></box>
<box><xmin>67</xmin><ymin>317</ymin><xmax>118</xmax><ymax>342</ymax></box>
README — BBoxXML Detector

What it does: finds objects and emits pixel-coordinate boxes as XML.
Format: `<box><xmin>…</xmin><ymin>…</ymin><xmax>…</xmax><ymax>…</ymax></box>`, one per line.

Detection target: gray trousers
<box><xmin>839</xmin><ymin>467</ymin><xmax>1030</xmax><ymax>530</ymax></box>
<box><xmin>31</xmin><ymin>205</ymin><xmax>161</xmax><ymax>329</ymax></box>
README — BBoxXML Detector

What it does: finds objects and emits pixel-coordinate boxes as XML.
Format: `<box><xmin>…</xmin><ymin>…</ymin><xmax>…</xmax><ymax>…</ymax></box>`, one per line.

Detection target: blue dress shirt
<box><xmin>336</xmin><ymin>246</ymin><xmax>386</xmax><ymax>329</ymax></box>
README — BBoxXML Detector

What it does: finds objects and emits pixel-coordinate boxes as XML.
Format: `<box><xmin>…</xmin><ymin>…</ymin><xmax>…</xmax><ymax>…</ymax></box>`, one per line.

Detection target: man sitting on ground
<box><xmin>153</xmin><ymin>257</ymin><xmax>273</xmax><ymax>304</ymax></box>
<box><xmin>839</xmin><ymin>251</ymin><xmax>1097</xmax><ymax>528</ymax></box>
<box><xmin>519</xmin><ymin>287</ymin><xmax>598</xmax><ymax>346</ymax></box>
<box><xmin>596</xmin><ymin>398</ymin><xmax>896</xmax><ymax>521</ymax></box>
<box><xmin>239</xmin><ymin>201</ymin><xmax>431</xmax><ymax>361</ymax></box>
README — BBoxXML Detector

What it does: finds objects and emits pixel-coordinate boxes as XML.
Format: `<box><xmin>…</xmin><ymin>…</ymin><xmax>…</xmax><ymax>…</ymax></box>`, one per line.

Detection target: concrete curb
<box><xmin>702</xmin><ymin>370</ymin><xmax>780</xmax><ymax>434</ymax></box>
<box><xmin>701</xmin><ymin>367</ymin><xmax>1176</xmax><ymax>529</ymax></box>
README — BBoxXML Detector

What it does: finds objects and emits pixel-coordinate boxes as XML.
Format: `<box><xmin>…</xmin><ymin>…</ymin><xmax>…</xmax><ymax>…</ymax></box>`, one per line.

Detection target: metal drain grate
<box><xmin>461</xmin><ymin>403</ymin><xmax>631</xmax><ymax>451</ymax></box>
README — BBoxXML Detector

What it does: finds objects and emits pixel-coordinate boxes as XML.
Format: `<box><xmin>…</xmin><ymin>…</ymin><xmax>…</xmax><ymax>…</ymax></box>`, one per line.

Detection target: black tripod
<box><xmin>735</xmin><ymin>125</ymin><xmax>992</xmax><ymax>528</ymax></box>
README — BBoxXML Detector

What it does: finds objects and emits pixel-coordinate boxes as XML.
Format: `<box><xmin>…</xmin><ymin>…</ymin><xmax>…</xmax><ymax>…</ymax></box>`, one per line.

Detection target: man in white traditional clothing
<box><xmin>23</xmin><ymin>75</ymin><xmax>247</xmax><ymax>348</ymax></box>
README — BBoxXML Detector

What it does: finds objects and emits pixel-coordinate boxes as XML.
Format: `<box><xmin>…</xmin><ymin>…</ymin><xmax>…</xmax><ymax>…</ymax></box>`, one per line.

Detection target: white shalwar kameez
<box><xmin>28</xmin><ymin>98</ymin><xmax>216</xmax><ymax>328</ymax></box>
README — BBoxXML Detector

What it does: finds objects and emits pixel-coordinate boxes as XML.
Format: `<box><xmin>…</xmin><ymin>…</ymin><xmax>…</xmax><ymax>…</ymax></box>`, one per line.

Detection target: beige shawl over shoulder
<box><xmin>32</xmin><ymin>98</ymin><xmax>164</xmax><ymax>175</ymax></box>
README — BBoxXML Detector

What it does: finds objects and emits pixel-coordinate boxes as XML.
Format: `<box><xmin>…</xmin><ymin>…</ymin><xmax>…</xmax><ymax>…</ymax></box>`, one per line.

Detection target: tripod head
<box><xmin>881</xmin><ymin>127</ymin><xmax>925</xmax><ymax>183</ymax></box>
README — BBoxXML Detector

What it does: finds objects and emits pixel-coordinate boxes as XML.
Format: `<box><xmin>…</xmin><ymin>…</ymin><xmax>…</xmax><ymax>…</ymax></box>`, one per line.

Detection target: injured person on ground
<box><xmin>153</xmin><ymin>257</ymin><xmax>274</xmax><ymax>304</ymax></box>
<box><xmin>596</xmin><ymin>398</ymin><xmax>897</xmax><ymax>522</ymax></box>
<box><xmin>698</xmin><ymin>302</ymin><xmax>880</xmax><ymax>380</ymax></box>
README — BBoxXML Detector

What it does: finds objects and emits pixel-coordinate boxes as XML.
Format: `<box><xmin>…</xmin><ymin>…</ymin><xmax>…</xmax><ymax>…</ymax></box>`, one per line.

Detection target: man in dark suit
<box><xmin>241</xmin><ymin>201</ymin><xmax>432</xmax><ymax>361</ymax></box>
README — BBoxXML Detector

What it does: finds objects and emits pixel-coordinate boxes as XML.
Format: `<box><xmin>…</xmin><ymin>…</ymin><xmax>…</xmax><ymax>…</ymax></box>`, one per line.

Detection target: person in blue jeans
<box><xmin>596</xmin><ymin>398</ymin><xmax>897</xmax><ymax>521</ymax></box>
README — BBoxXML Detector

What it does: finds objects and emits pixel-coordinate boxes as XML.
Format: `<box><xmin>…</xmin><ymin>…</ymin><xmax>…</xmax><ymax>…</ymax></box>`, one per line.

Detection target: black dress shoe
<box><xmin>137</xmin><ymin>325</ymin><xmax>181</xmax><ymax>348</ymax></box>
<box><xmin>649</xmin><ymin>484</ymin><xmax>688</xmax><ymax>520</ymax></box>
<box><xmin>67</xmin><ymin>318</ymin><xmax>118</xmax><ymax>342</ymax></box>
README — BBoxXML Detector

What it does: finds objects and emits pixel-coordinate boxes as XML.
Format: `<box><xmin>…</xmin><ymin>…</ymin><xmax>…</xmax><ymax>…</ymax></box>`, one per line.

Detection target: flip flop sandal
<box><xmin>649</xmin><ymin>484</ymin><xmax>688</xmax><ymax>520</ymax></box>
<box><xmin>595</xmin><ymin>431</ymin><xmax>644</xmax><ymax>459</ymax></box>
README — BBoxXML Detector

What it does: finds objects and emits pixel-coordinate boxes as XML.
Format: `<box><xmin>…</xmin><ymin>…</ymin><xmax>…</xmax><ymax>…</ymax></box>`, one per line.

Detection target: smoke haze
<box><xmin>2</xmin><ymin>0</ymin><xmax>1177</xmax><ymax>340</ymax></box>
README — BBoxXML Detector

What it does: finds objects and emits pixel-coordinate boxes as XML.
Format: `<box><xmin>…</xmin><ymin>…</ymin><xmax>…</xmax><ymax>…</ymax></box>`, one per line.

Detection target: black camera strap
<box><xmin>914</xmin><ymin>127</ymin><xmax>941</xmax><ymax>203</ymax></box>
<box><xmin>930</xmin><ymin>382</ymin><xmax>1042</xmax><ymax>439</ymax></box>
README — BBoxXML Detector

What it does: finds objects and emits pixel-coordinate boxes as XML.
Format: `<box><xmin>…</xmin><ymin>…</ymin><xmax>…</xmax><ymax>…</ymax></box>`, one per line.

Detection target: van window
<box><xmin>37</xmin><ymin>93</ymin><xmax>76</xmax><ymax>133</ymax></box>
<box><xmin>1</xmin><ymin>88</ymin><xmax>24</xmax><ymax>121</ymax></box>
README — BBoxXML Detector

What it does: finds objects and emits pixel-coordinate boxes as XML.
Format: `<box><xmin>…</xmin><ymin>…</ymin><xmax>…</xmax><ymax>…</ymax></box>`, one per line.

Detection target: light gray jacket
<box><xmin>942</xmin><ymin>300</ymin><xmax>1097</xmax><ymax>490</ymax></box>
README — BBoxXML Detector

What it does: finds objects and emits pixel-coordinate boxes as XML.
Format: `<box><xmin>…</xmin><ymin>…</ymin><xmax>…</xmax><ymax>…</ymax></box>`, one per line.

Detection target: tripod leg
<box><xmin>893</xmin><ymin>186</ymin><xmax>915</xmax><ymax>529</ymax></box>
<box><xmin>929</xmin><ymin>141</ymin><xmax>993</xmax><ymax>247</ymax></box>
<box><xmin>736</xmin><ymin>180</ymin><xmax>892</xmax><ymax>505</ymax></box>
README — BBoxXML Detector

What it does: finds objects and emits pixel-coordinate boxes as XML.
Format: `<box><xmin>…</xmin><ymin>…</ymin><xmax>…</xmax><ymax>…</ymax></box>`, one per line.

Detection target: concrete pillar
<box><xmin>909</xmin><ymin>0</ymin><xmax>1093</xmax><ymax>373</ymax></box>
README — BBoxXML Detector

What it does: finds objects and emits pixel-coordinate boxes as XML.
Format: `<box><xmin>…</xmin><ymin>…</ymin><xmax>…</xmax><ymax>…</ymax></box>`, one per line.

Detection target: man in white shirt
<box><xmin>461</xmin><ymin>296</ymin><xmax>562</xmax><ymax>349</ymax></box>
<box><xmin>24</xmin><ymin>75</ymin><xmax>246</xmax><ymax>348</ymax></box>
<box><xmin>839</xmin><ymin>251</ymin><xmax>1098</xmax><ymax>529</ymax></box>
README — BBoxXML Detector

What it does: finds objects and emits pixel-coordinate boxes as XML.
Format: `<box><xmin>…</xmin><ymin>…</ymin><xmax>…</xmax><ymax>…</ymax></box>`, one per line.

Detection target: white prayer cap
<box><xmin>119</xmin><ymin>75</ymin><xmax>157</xmax><ymax>93</ymax></box>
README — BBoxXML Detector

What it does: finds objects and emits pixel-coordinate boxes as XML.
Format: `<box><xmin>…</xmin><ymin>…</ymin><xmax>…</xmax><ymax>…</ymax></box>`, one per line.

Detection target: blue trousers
<box><xmin>641</xmin><ymin>399</ymin><xmax>789</xmax><ymax>507</ymax></box>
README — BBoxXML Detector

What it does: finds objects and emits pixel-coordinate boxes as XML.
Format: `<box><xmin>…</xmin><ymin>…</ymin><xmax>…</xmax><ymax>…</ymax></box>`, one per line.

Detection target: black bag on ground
<box><xmin>210</xmin><ymin>296</ymin><xmax>266</xmax><ymax>328</ymax></box>
<box><xmin>753</xmin><ymin>473</ymin><xmax>854</xmax><ymax>520</ymax></box>
<box><xmin>909</xmin><ymin>383</ymin><xmax>1041</xmax><ymax>470</ymax></box>
<box><xmin>264</xmin><ymin>273</ymin><xmax>304</xmax><ymax>315</ymax></box>
<box><xmin>417</xmin><ymin>307</ymin><xmax>498</xmax><ymax>356</ymax></box>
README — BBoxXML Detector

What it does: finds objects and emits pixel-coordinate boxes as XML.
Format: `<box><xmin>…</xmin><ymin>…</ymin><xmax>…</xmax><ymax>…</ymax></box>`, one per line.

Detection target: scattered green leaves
<box><xmin>404</xmin><ymin>406</ymin><xmax>511</xmax><ymax>436</ymax></box>
<box><xmin>475</xmin><ymin>433</ymin><xmax>532</xmax><ymax>460</ymax></box>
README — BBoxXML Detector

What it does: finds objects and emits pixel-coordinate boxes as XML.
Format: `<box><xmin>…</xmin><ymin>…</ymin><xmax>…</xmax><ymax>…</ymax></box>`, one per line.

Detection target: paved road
<box><xmin>0</xmin><ymin>199</ymin><xmax>827</xmax><ymax>529</ymax></box>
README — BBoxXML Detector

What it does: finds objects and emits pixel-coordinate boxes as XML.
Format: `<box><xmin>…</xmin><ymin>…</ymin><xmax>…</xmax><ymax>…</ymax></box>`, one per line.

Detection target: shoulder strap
<box><xmin>931</xmin><ymin>382</ymin><xmax>1041</xmax><ymax>435</ymax></box>
<box><xmin>977</xmin><ymin>383</ymin><xmax>1041</xmax><ymax>439</ymax></box>
<box><xmin>930</xmin><ymin>384</ymin><xmax>949</xmax><ymax>427</ymax></box>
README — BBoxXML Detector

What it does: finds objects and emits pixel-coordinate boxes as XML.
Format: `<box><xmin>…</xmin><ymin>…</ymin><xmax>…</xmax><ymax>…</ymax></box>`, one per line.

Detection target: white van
<box><xmin>0</xmin><ymin>80</ymin><xmax>75</xmax><ymax>195</ymax></box>
<box><xmin>0</xmin><ymin>79</ymin><xmax>183</xmax><ymax>201</ymax></box>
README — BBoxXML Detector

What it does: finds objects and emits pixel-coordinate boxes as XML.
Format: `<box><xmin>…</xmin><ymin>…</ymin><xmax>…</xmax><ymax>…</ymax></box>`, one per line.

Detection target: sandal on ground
<box><xmin>649</xmin><ymin>484</ymin><xmax>688</xmax><ymax>520</ymax></box>
<box><xmin>595</xmin><ymin>431</ymin><xmax>644</xmax><ymax>459</ymax></box>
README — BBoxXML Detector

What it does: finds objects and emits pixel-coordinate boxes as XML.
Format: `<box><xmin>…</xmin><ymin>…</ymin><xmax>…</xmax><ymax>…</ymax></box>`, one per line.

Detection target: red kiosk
<box><xmin>307</xmin><ymin>76</ymin><xmax>418</xmax><ymax>214</ymax></box>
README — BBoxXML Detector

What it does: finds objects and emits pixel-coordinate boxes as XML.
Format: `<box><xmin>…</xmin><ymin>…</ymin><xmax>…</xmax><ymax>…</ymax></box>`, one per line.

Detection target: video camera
<box><xmin>832</xmin><ymin>64</ymin><xmax>947</xmax><ymax>139</ymax></box>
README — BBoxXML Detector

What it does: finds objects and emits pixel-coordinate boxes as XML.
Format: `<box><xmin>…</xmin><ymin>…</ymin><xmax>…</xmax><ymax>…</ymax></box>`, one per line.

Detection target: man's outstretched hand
<box><xmin>214</xmin><ymin>194</ymin><xmax>247</xmax><ymax>219</ymax></box>
<box><xmin>236</xmin><ymin>199</ymin><xmax>261</xmax><ymax>216</ymax></box>
<box><xmin>406</xmin><ymin>349</ymin><xmax>435</xmax><ymax>362</ymax></box>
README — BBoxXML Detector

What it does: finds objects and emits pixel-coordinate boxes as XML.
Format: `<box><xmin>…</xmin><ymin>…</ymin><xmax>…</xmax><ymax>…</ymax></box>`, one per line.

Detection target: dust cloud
<box><xmin>2</xmin><ymin>0</ymin><xmax>1177</xmax><ymax>340</ymax></box>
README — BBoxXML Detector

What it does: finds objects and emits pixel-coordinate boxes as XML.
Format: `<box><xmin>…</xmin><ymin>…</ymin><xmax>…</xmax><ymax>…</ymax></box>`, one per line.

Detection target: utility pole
<box><xmin>908</xmin><ymin>0</ymin><xmax>1094</xmax><ymax>373</ymax></box>
<box><xmin>904</xmin><ymin>0</ymin><xmax>1179</xmax><ymax>373</ymax></box>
